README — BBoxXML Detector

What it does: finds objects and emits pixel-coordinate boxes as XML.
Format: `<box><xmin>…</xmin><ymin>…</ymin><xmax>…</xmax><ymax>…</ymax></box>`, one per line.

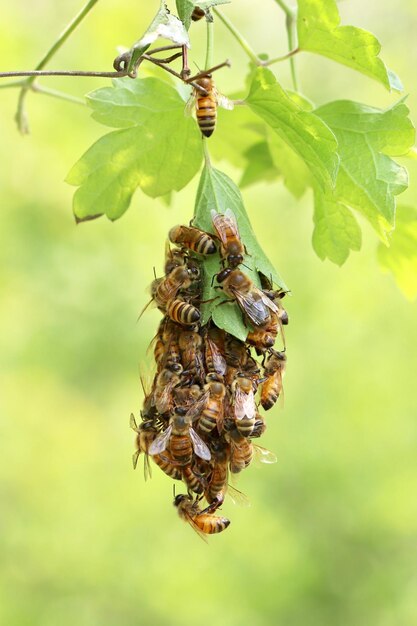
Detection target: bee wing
<box><xmin>233</xmin><ymin>289</ymin><xmax>270</xmax><ymax>327</ymax></box>
<box><xmin>206</xmin><ymin>337</ymin><xmax>227</xmax><ymax>375</ymax></box>
<box><xmin>130</xmin><ymin>413</ymin><xmax>138</xmax><ymax>432</ymax></box>
<box><xmin>132</xmin><ymin>449</ymin><xmax>140</xmax><ymax>470</ymax></box>
<box><xmin>186</xmin><ymin>390</ymin><xmax>209</xmax><ymax>421</ymax></box>
<box><xmin>148</xmin><ymin>425</ymin><xmax>172</xmax><ymax>456</ymax></box>
<box><xmin>253</xmin><ymin>445</ymin><xmax>277</xmax><ymax>465</ymax></box>
<box><xmin>189</xmin><ymin>428</ymin><xmax>211</xmax><ymax>461</ymax></box>
<box><xmin>143</xmin><ymin>453</ymin><xmax>152</xmax><ymax>482</ymax></box>
<box><xmin>260</xmin><ymin>289</ymin><xmax>280</xmax><ymax>315</ymax></box>
<box><xmin>183</xmin><ymin>510</ymin><xmax>209</xmax><ymax>543</ymax></box>
<box><xmin>210</xmin><ymin>210</ymin><xmax>240</xmax><ymax>245</ymax></box>
<box><xmin>227</xmin><ymin>484</ymin><xmax>251</xmax><ymax>508</ymax></box>
<box><xmin>184</xmin><ymin>91</ymin><xmax>196</xmax><ymax>117</ymax></box>
<box><xmin>155</xmin><ymin>380</ymin><xmax>175</xmax><ymax>413</ymax></box>
<box><xmin>216</xmin><ymin>93</ymin><xmax>235</xmax><ymax>111</ymax></box>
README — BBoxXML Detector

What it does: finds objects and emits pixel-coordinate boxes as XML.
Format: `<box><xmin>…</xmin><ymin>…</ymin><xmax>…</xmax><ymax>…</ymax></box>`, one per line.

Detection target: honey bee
<box><xmin>186</xmin><ymin>75</ymin><xmax>234</xmax><ymax>138</ymax></box>
<box><xmin>164</xmin><ymin>241</ymin><xmax>187</xmax><ymax>275</ymax></box>
<box><xmin>153</xmin><ymin>265</ymin><xmax>194</xmax><ymax>309</ymax></box>
<box><xmin>198</xmin><ymin>376</ymin><xmax>227</xmax><ymax>435</ymax></box>
<box><xmin>226</xmin><ymin>426</ymin><xmax>277</xmax><ymax>473</ymax></box>
<box><xmin>173</xmin><ymin>384</ymin><xmax>202</xmax><ymax>408</ymax></box>
<box><xmin>205</xmin><ymin>439</ymin><xmax>230</xmax><ymax>503</ymax></box>
<box><xmin>182</xmin><ymin>464</ymin><xmax>205</xmax><ymax>495</ymax></box>
<box><xmin>153</xmin><ymin>368</ymin><xmax>181</xmax><ymax>414</ymax></box>
<box><xmin>251</xmin><ymin>416</ymin><xmax>266</xmax><ymax>438</ymax></box>
<box><xmin>178</xmin><ymin>329</ymin><xmax>205</xmax><ymax>382</ymax></box>
<box><xmin>169</xmin><ymin>225</ymin><xmax>216</xmax><ymax>256</ymax></box>
<box><xmin>211</xmin><ymin>209</ymin><xmax>245</xmax><ymax>268</ymax></box>
<box><xmin>216</xmin><ymin>269</ymin><xmax>280</xmax><ymax>328</ymax></box>
<box><xmin>204</xmin><ymin>327</ymin><xmax>227</xmax><ymax>378</ymax></box>
<box><xmin>225</xmin><ymin>427</ymin><xmax>253</xmax><ymax>474</ymax></box>
<box><xmin>166</xmin><ymin>298</ymin><xmax>200</xmax><ymax>326</ymax></box>
<box><xmin>162</xmin><ymin>320</ymin><xmax>182</xmax><ymax>373</ymax></box>
<box><xmin>260</xmin><ymin>351</ymin><xmax>287</xmax><ymax>410</ymax></box>
<box><xmin>174</xmin><ymin>494</ymin><xmax>230</xmax><ymax>539</ymax></box>
<box><xmin>246</xmin><ymin>313</ymin><xmax>279</xmax><ymax>351</ymax></box>
<box><xmin>149</xmin><ymin>404</ymin><xmax>211</xmax><ymax>467</ymax></box>
<box><xmin>232</xmin><ymin>375</ymin><xmax>257</xmax><ymax>437</ymax></box>
<box><xmin>130</xmin><ymin>414</ymin><xmax>157</xmax><ymax>480</ymax></box>
<box><xmin>191</xmin><ymin>6</ymin><xmax>206</xmax><ymax>21</ymax></box>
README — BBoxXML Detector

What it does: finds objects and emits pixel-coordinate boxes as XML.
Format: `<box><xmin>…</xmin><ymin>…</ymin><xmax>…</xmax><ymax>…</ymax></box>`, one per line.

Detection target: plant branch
<box><xmin>1</xmin><ymin>69</ymin><xmax>128</xmax><ymax>78</ymax></box>
<box><xmin>16</xmin><ymin>0</ymin><xmax>101</xmax><ymax>134</ymax></box>
<box><xmin>213</xmin><ymin>8</ymin><xmax>260</xmax><ymax>66</ymax></box>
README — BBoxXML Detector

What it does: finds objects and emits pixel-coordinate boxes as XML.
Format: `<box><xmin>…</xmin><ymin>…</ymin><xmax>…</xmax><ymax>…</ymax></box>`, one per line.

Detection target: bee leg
<box><xmin>203</xmin><ymin>493</ymin><xmax>224</xmax><ymax>514</ymax></box>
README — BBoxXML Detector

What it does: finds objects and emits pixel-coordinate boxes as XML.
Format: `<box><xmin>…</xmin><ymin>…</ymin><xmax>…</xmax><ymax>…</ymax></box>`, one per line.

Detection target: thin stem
<box><xmin>0</xmin><ymin>80</ymin><xmax>25</xmax><ymax>90</ymax></box>
<box><xmin>273</xmin><ymin>0</ymin><xmax>295</xmax><ymax>18</ymax></box>
<box><xmin>213</xmin><ymin>8</ymin><xmax>260</xmax><ymax>66</ymax></box>
<box><xmin>142</xmin><ymin>55</ymin><xmax>208</xmax><ymax>95</ymax></box>
<box><xmin>286</xmin><ymin>14</ymin><xmax>299</xmax><ymax>90</ymax></box>
<box><xmin>262</xmin><ymin>47</ymin><xmax>299</xmax><ymax>67</ymax></box>
<box><xmin>273</xmin><ymin>0</ymin><xmax>299</xmax><ymax>90</ymax></box>
<box><xmin>16</xmin><ymin>0</ymin><xmax>101</xmax><ymax>134</ymax></box>
<box><xmin>205</xmin><ymin>19</ymin><xmax>214</xmax><ymax>71</ymax></box>
<box><xmin>203</xmin><ymin>139</ymin><xmax>211</xmax><ymax>168</ymax></box>
<box><xmin>31</xmin><ymin>84</ymin><xmax>86</xmax><ymax>106</ymax></box>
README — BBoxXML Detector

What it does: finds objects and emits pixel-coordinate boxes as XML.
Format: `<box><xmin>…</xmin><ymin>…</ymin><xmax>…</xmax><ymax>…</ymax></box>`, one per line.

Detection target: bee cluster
<box><xmin>131</xmin><ymin>210</ymin><xmax>288</xmax><ymax>538</ymax></box>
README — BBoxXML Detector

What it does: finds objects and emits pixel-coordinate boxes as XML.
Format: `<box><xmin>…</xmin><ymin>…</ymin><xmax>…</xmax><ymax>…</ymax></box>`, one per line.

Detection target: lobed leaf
<box><xmin>378</xmin><ymin>206</ymin><xmax>417</xmax><ymax>301</ymax></box>
<box><xmin>312</xmin><ymin>187</ymin><xmax>362</xmax><ymax>265</ymax></box>
<box><xmin>315</xmin><ymin>99</ymin><xmax>415</xmax><ymax>241</ymax></box>
<box><xmin>193</xmin><ymin>165</ymin><xmax>288</xmax><ymax>340</ymax></box>
<box><xmin>246</xmin><ymin>67</ymin><xmax>339</xmax><ymax>190</ymax></box>
<box><xmin>297</xmin><ymin>0</ymin><xmax>402</xmax><ymax>92</ymax></box>
<box><xmin>240</xmin><ymin>142</ymin><xmax>278</xmax><ymax>188</ymax></box>
<box><xmin>67</xmin><ymin>77</ymin><xmax>203</xmax><ymax>222</ymax></box>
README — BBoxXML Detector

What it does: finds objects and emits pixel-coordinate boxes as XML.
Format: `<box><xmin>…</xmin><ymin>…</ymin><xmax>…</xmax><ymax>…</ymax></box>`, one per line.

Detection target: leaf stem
<box><xmin>213</xmin><ymin>8</ymin><xmax>260</xmax><ymax>66</ymax></box>
<box><xmin>16</xmin><ymin>0</ymin><xmax>101</xmax><ymax>134</ymax></box>
<box><xmin>30</xmin><ymin>84</ymin><xmax>86</xmax><ymax>106</ymax></box>
<box><xmin>0</xmin><ymin>80</ymin><xmax>25</xmax><ymax>90</ymax></box>
<box><xmin>273</xmin><ymin>0</ymin><xmax>299</xmax><ymax>90</ymax></box>
<box><xmin>263</xmin><ymin>47</ymin><xmax>299</xmax><ymax>67</ymax></box>
<box><xmin>273</xmin><ymin>0</ymin><xmax>295</xmax><ymax>18</ymax></box>
<box><xmin>205</xmin><ymin>18</ymin><xmax>214</xmax><ymax>71</ymax></box>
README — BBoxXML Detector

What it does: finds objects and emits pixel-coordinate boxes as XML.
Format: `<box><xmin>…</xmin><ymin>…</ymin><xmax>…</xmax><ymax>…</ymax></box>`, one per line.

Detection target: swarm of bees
<box><xmin>131</xmin><ymin>209</ymin><xmax>289</xmax><ymax>540</ymax></box>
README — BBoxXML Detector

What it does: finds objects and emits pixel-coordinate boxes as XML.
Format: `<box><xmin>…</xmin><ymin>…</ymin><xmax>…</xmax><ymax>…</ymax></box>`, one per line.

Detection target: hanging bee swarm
<box><xmin>131</xmin><ymin>211</ymin><xmax>288</xmax><ymax>539</ymax></box>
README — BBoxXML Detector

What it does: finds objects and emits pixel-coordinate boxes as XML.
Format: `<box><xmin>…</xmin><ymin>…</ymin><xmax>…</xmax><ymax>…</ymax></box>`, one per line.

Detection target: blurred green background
<box><xmin>0</xmin><ymin>1</ymin><xmax>416</xmax><ymax>625</ymax></box>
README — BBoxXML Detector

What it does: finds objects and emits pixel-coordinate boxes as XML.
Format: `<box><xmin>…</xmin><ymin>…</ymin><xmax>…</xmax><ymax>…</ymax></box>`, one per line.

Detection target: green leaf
<box><xmin>246</xmin><ymin>67</ymin><xmax>339</xmax><ymax>190</ymax></box>
<box><xmin>67</xmin><ymin>77</ymin><xmax>203</xmax><ymax>222</ymax></box>
<box><xmin>378</xmin><ymin>206</ymin><xmax>417</xmax><ymax>300</ymax></box>
<box><xmin>297</xmin><ymin>0</ymin><xmax>402</xmax><ymax>92</ymax></box>
<box><xmin>193</xmin><ymin>165</ymin><xmax>288</xmax><ymax>340</ymax></box>
<box><xmin>315</xmin><ymin>99</ymin><xmax>415</xmax><ymax>241</ymax></box>
<box><xmin>176</xmin><ymin>0</ymin><xmax>195</xmax><ymax>30</ymax></box>
<box><xmin>240</xmin><ymin>142</ymin><xmax>279</xmax><ymax>188</ymax></box>
<box><xmin>128</xmin><ymin>1</ymin><xmax>189</xmax><ymax>73</ymax></box>
<box><xmin>312</xmin><ymin>187</ymin><xmax>362</xmax><ymax>265</ymax></box>
<box><xmin>210</xmin><ymin>103</ymin><xmax>265</xmax><ymax>168</ymax></box>
<box><xmin>267</xmin><ymin>131</ymin><xmax>311</xmax><ymax>198</ymax></box>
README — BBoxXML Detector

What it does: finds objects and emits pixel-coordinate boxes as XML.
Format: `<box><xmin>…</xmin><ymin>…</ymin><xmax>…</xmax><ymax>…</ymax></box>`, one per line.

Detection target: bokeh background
<box><xmin>1</xmin><ymin>1</ymin><xmax>416</xmax><ymax>625</ymax></box>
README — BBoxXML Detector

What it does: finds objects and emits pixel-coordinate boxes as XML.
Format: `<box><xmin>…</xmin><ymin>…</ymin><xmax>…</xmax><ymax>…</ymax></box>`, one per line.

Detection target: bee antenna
<box><xmin>242</xmin><ymin>263</ymin><xmax>252</xmax><ymax>272</ymax></box>
<box><xmin>173</xmin><ymin>484</ymin><xmax>176</xmax><ymax>498</ymax></box>
<box><xmin>153</xmin><ymin>266</ymin><xmax>157</xmax><ymax>280</ymax></box>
